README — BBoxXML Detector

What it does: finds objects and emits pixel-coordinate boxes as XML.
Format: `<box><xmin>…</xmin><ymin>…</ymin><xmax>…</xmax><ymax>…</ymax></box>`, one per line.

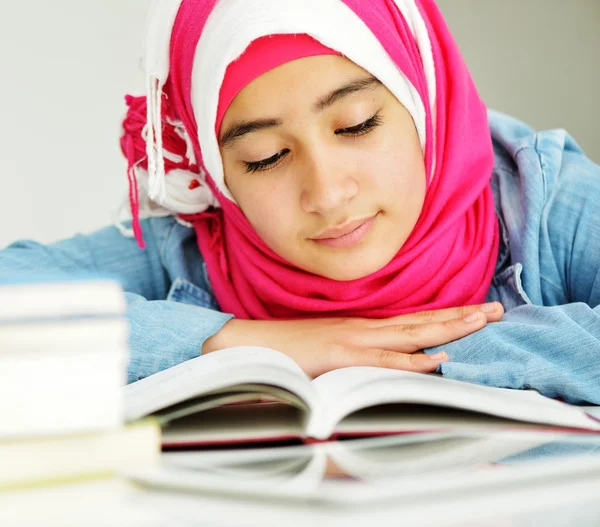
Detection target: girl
<box><xmin>2</xmin><ymin>0</ymin><xmax>599</xmax><ymax>404</ymax></box>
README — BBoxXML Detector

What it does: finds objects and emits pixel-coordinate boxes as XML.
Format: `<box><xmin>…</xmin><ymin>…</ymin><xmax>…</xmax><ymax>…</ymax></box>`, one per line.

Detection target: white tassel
<box><xmin>170</xmin><ymin>117</ymin><xmax>198</xmax><ymax>166</ymax></box>
<box><xmin>144</xmin><ymin>0</ymin><xmax>186</xmax><ymax>204</ymax></box>
<box><xmin>142</xmin><ymin>121</ymin><xmax>184</xmax><ymax>164</ymax></box>
<box><xmin>113</xmin><ymin>163</ymin><xmax>175</xmax><ymax>240</ymax></box>
<box><xmin>146</xmin><ymin>75</ymin><xmax>167</xmax><ymax>203</ymax></box>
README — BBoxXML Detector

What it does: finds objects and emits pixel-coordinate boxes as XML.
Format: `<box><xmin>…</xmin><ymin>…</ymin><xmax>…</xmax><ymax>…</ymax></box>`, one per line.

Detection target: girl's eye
<box><xmin>335</xmin><ymin>113</ymin><xmax>383</xmax><ymax>137</ymax></box>
<box><xmin>244</xmin><ymin>149</ymin><xmax>290</xmax><ymax>174</ymax></box>
<box><xmin>242</xmin><ymin>113</ymin><xmax>382</xmax><ymax>174</ymax></box>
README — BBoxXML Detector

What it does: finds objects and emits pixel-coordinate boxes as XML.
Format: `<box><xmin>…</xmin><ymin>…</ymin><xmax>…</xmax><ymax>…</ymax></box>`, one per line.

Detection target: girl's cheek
<box><xmin>247</xmin><ymin>187</ymin><xmax>293</xmax><ymax>232</ymax></box>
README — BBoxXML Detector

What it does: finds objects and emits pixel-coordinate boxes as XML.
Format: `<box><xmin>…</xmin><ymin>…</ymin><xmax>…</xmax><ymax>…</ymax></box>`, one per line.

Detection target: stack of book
<box><xmin>0</xmin><ymin>275</ymin><xmax>159</xmax><ymax>491</ymax></box>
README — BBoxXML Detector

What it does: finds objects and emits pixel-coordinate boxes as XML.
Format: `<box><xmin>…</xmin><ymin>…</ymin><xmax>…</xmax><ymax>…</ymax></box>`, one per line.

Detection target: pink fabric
<box><xmin>153</xmin><ymin>0</ymin><xmax>499</xmax><ymax>319</ymax></box>
<box><xmin>121</xmin><ymin>93</ymin><xmax>204</xmax><ymax>249</ymax></box>
<box><xmin>216</xmin><ymin>34</ymin><xmax>341</xmax><ymax>136</ymax></box>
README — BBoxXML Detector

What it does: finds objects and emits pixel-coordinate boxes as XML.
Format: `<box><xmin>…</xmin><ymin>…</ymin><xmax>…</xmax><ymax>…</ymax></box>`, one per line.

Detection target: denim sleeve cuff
<box><xmin>125</xmin><ymin>292</ymin><xmax>234</xmax><ymax>384</ymax></box>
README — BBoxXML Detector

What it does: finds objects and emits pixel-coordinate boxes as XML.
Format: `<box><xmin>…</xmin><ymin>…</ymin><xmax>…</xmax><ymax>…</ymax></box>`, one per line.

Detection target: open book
<box><xmin>124</xmin><ymin>346</ymin><xmax>600</xmax><ymax>447</ymax></box>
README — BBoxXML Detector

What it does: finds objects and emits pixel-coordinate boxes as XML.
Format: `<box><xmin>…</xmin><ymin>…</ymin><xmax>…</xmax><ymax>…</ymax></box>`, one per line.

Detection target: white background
<box><xmin>1</xmin><ymin>0</ymin><xmax>598</xmax><ymax>248</ymax></box>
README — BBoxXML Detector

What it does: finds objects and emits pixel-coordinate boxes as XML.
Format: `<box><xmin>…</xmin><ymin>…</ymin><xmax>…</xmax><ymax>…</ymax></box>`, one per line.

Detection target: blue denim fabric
<box><xmin>1</xmin><ymin>110</ymin><xmax>599</xmax><ymax>401</ymax></box>
<box><xmin>499</xmin><ymin>440</ymin><xmax>600</xmax><ymax>465</ymax></box>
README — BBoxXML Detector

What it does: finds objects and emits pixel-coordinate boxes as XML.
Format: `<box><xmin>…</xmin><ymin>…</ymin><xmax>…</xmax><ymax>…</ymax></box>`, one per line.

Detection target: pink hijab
<box><xmin>121</xmin><ymin>0</ymin><xmax>499</xmax><ymax>320</ymax></box>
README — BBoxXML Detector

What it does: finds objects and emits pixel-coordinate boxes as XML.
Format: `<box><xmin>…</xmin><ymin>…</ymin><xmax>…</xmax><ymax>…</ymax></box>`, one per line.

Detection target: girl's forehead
<box><xmin>226</xmin><ymin>55</ymin><xmax>371</xmax><ymax>112</ymax></box>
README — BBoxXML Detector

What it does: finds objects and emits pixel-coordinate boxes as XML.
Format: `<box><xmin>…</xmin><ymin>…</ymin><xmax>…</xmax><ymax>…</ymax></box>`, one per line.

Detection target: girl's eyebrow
<box><xmin>313</xmin><ymin>76</ymin><xmax>382</xmax><ymax>112</ymax></box>
<box><xmin>220</xmin><ymin>76</ymin><xmax>382</xmax><ymax>148</ymax></box>
<box><xmin>220</xmin><ymin>118</ymin><xmax>283</xmax><ymax>149</ymax></box>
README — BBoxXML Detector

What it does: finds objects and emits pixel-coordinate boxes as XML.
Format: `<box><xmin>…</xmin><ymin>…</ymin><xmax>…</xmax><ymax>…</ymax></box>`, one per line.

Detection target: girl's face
<box><xmin>219</xmin><ymin>55</ymin><xmax>426</xmax><ymax>281</ymax></box>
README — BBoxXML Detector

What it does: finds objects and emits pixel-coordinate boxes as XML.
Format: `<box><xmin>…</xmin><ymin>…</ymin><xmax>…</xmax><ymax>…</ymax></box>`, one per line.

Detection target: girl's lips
<box><xmin>311</xmin><ymin>213</ymin><xmax>378</xmax><ymax>249</ymax></box>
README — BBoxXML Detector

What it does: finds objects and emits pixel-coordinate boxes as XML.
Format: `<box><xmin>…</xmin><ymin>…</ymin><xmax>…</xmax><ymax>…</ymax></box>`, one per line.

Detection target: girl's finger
<box><xmin>366</xmin><ymin>310</ymin><xmax>487</xmax><ymax>352</ymax></box>
<box><xmin>367</xmin><ymin>302</ymin><xmax>504</xmax><ymax>328</ymax></box>
<box><xmin>359</xmin><ymin>349</ymin><xmax>448</xmax><ymax>373</ymax></box>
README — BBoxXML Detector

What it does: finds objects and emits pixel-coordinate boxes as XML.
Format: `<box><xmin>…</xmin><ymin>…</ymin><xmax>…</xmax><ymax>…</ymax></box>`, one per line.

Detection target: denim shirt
<box><xmin>2</xmin><ymin>110</ymin><xmax>599</xmax><ymax>403</ymax></box>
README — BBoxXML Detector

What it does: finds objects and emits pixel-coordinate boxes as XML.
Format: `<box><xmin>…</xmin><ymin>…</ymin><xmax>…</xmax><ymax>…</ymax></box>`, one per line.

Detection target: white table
<box><xmin>3</xmin><ymin>430</ymin><xmax>600</xmax><ymax>527</ymax></box>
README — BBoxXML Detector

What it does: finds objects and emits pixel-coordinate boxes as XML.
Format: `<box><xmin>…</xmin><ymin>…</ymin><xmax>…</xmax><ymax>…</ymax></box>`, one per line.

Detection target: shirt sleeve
<box><xmin>429</xmin><ymin>302</ymin><xmax>600</xmax><ymax>405</ymax></box>
<box><xmin>1</xmin><ymin>219</ymin><xmax>170</xmax><ymax>299</ymax></box>
<box><xmin>126</xmin><ymin>292</ymin><xmax>233</xmax><ymax>383</ymax></box>
<box><xmin>0</xmin><ymin>218</ymin><xmax>234</xmax><ymax>383</ymax></box>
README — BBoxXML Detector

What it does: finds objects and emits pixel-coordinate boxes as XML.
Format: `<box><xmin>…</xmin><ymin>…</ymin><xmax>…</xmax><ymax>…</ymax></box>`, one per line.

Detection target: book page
<box><xmin>162</xmin><ymin>446</ymin><xmax>315</xmax><ymax>477</ymax></box>
<box><xmin>129</xmin><ymin>446</ymin><xmax>329</xmax><ymax>499</ymax></box>
<box><xmin>161</xmin><ymin>403</ymin><xmax>308</xmax><ymax>447</ymax></box>
<box><xmin>0</xmin><ymin>318</ymin><xmax>129</xmax><ymax>354</ymax></box>
<box><xmin>334</xmin><ymin>404</ymin><xmax>585</xmax><ymax>436</ymax></box>
<box><xmin>152</xmin><ymin>384</ymin><xmax>310</xmax><ymax>425</ymax></box>
<box><xmin>581</xmin><ymin>406</ymin><xmax>600</xmax><ymax>419</ymax></box>
<box><xmin>0</xmin><ymin>278</ymin><xmax>127</xmax><ymax>321</ymax></box>
<box><xmin>326</xmin><ymin>434</ymin><xmax>548</xmax><ymax>478</ymax></box>
<box><xmin>308</xmin><ymin>367</ymin><xmax>600</xmax><ymax>438</ymax></box>
<box><xmin>160</xmin><ymin>441</ymin><xmax>330</xmax><ymax>493</ymax></box>
<box><xmin>124</xmin><ymin>346</ymin><xmax>319</xmax><ymax>423</ymax></box>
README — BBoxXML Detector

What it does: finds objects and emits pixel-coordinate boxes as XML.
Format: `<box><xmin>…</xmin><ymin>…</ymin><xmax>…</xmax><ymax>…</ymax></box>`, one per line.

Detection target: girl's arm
<box><xmin>0</xmin><ymin>217</ymin><xmax>233</xmax><ymax>383</ymax></box>
<box><xmin>1</xmin><ymin>218</ymin><xmax>171</xmax><ymax>298</ymax></box>
<box><xmin>430</xmin><ymin>302</ymin><xmax>600</xmax><ymax>404</ymax></box>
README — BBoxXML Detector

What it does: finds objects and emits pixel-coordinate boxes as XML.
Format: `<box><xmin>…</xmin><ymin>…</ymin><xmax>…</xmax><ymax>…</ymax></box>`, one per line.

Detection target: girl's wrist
<box><xmin>202</xmin><ymin>318</ymin><xmax>253</xmax><ymax>353</ymax></box>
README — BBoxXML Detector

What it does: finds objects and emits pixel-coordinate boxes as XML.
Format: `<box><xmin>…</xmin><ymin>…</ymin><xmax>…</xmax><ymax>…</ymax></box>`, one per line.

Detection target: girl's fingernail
<box><xmin>464</xmin><ymin>312</ymin><xmax>482</xmax><ymax>323</ymax></box>
<box><xmin>480</xmin><ymin>302</ymin><xmax>498</xmax><ymax>313</ymax></box>
<box><xmin>429</xmin><ymin>351</ymin><xmax>447</xmax><ymax>361</ymax></box>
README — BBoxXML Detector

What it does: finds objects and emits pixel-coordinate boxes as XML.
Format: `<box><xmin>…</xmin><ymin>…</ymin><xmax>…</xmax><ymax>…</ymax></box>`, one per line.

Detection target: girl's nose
<box><xmin>300</xmin><ymin>154</ymin><xmax>359</xmax><ymax>215</ymax></box>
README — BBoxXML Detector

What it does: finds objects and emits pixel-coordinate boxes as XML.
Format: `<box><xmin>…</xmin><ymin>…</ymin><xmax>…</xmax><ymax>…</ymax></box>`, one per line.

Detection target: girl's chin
<box><xmin>308</xmin><ymin>257</ymin><xmax>392</xmax><ymax>281</ymax></box>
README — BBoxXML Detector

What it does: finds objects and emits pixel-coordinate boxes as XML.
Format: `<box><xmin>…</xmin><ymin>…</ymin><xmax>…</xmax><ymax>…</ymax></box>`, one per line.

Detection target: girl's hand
<box><xmin>202</xmin><ymin>302</ymin><xmax>504</xmax><ymax>378</ymax></box>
